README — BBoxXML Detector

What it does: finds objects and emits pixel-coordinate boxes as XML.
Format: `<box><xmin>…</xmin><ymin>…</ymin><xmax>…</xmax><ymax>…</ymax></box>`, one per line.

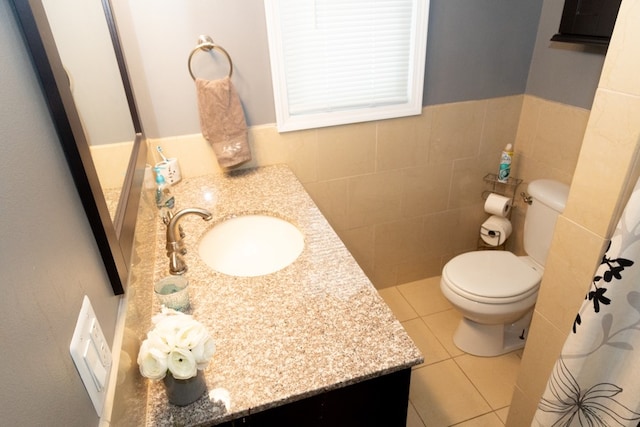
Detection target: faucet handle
<box><xmin>161</xmin><ymin>208</ymin><xmax>174</xmax><ymax>226</ymax></box>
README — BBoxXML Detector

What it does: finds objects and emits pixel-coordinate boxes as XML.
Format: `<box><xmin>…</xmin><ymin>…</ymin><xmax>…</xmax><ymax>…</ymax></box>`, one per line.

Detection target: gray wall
<box><xmin>112</xmin><ymin>0</ymin><xmax>274</xmax><ymax>138</ymax></box>
<box><xmin>526</xmin><ymin>0</ymin><xmax>607</xmax><ymax>109</ymax></box>
<box><xmin>0</xmin><ymin>1</ymin><xmax>120</xmax><ymax>425</ymax></box>
<box><xmin>423</xmin><ymin>0</ymin><xmax>543</xmax><ymax>105</ymax></box>
<box><xmin>115</xmin><ymin>0</ymin><xmax>545</xmax><ymax>138</ymax></box>
<box><xmin>116</xmin><ymin>0</ymin><xmax>603</xmax><ymax>139</ymax></box>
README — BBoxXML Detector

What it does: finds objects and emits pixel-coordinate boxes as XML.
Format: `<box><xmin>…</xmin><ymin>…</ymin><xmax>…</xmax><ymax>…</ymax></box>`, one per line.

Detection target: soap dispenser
<box><xmin>154</xmin><ymin>167</ymin><xmax>175</xmax><ymax>223</ymax></box>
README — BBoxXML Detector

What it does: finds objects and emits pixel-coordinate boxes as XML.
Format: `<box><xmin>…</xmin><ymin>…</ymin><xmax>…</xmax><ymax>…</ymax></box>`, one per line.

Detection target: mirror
<box><xmin>41</xmin><ymin>0</ymin><xmax>135</xmax><ymax>219</ymax></box>
<box><xmin>11</xmin><ymin>0</ymin><xmax>147</xmax><ymax>294</ymax></box>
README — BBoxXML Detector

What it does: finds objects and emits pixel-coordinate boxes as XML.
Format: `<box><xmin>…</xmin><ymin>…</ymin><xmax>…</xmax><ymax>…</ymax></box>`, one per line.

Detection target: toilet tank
<box><xmin>523</xmin><ymin>179</ymin><xmax>570</xmax><ymax>267</ymax></box>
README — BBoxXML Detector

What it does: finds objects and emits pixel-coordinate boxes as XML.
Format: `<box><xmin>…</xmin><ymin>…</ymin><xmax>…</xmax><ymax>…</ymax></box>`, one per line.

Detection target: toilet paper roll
<box><xmin>484</xmin><ymin>193</ymin><xmax>512</xmax><ymax>217</ymax></box>
<box><xmin>480</xmin><ymin>215</ymin><xmax>512</xmax><ymax>246</ymax></box>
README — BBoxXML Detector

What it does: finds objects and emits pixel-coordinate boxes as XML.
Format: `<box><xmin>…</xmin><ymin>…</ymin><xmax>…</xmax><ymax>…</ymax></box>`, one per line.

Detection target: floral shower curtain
<box><xmin>533</xmin><ymin>177</ymin><xmax>640</xmax><ymax>426</ymax></box>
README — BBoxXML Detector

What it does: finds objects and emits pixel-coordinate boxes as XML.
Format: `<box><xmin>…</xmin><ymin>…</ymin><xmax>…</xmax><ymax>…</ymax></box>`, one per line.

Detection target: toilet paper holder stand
<box><xmin>481</xmin><ymin>173</ymin><xmax>522</xmax><ymax>203</ymax></box>
<box><xmin>479</xmin><ymin>224</ymin><xmax>508</xmax><ymax>250</ymax></box>
<box><xmin>480</xmin><ymin>225</ymin><xmax>502</xmax><ymax>239</ymax></box>
<box><xmin>479</xmin><ymin>173</ymin><xmax>522</xmax><ymax>250</ymax></box>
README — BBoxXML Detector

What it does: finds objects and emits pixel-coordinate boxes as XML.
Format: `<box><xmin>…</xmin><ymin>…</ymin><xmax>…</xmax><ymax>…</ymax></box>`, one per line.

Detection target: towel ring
<box><xmin>188</xmin><ymin>35</ymin><xmax>233</xmax><ymax>80</ymax></box>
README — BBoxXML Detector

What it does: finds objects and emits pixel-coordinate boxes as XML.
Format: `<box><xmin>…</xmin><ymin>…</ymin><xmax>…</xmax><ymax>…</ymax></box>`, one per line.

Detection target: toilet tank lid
<box><xmin>528</xmin><ymin>179</ymin><xmax>570</xmax><ymax>212</ymax></box>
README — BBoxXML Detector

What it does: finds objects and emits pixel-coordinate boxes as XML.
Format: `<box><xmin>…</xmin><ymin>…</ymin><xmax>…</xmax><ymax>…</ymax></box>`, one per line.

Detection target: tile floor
<box><xmin>378</xmin><ymin>277</ymin><xmax>523</xmax><ymax>427</ymax></box>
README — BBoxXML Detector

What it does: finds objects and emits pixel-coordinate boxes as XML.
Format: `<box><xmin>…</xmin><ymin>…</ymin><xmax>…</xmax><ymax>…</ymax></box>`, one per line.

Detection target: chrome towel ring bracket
<box><xmin>188</xmin><ymin>35</ymin><xmax>233</xmax><ymax>80</ymax></box>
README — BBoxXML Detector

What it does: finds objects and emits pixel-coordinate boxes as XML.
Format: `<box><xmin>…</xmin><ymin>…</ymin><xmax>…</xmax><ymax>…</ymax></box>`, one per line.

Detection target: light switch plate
<box><xmin>70</xmin><ymin>296</ymin><xmax>112</xmax><ymax>416</ymax></box>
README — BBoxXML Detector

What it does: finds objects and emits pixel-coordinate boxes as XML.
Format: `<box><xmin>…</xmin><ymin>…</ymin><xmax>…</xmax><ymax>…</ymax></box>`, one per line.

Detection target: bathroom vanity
<box><xmin>119</xmin><ymin>165</ymin><xmax>422</xmax><ymax>426</ymax></box>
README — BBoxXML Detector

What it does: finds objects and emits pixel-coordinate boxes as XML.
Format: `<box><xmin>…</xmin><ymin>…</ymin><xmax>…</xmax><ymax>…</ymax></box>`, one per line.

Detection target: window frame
<box><xmin>264</xmin><ymin>0</ymin><xmax>430</xmax><ymax>132</ymax></box>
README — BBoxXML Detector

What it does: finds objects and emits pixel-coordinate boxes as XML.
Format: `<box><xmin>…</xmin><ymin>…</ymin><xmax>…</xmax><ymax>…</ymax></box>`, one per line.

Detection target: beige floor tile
<box><xmin>393</xmin><ymin>277</ymin><xmax>520</xmax><ymax>426</ymax></box>
<box><xmin>406</xmin><ymin>401</ymin><xmax>426</xmax><ymax>427</ymax></box>
<box><xmin>378</xmin><ymin>287</ymin><xmax>419</xmax><ymax>322</ymax></box>
<box><xmin>453</xmin><ymin>412</ymin><xmax>504</xmax><ymax>426</ymax></box>
<box><xmin>402</xmin><ymin>318</ymin><xmax>450</xmax><ymax>367</ymax></box>
<box><xmin>494</xmin><ymin>407</ymin><xmax>510</xmax><ymax>424</ymax></box>
<box><xmin>410</xmin><ymin>360</ymin><xmax>491</xmax><ymax>427</ymax></box>
<box><xmin>397</xmin><ymin>277</ymin><xmax>452</xmax><ymax>316</ymax></box>
<box><xmin>422</xmin><ymin>309</ymin><xmax>465</xmax><ymax>357</ymax></box>
<box><xmin>454</xmin><ymin>352</ymin><xmax>521</xmax><ymax>410</ymax></box>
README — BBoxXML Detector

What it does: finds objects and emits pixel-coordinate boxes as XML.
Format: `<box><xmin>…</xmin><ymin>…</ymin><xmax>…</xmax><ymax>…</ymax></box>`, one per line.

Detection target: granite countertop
<box><xmin>144</xmin><ymin>164</ymin><xmax>423</xmax><ymax>426</ymax></box>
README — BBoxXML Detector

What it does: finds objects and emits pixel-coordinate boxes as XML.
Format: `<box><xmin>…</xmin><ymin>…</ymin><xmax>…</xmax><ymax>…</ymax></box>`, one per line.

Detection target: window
<box><xmin>264</xmin><ymin>0</ymin><xmax>429</xmax><ymax>132</ymax></box>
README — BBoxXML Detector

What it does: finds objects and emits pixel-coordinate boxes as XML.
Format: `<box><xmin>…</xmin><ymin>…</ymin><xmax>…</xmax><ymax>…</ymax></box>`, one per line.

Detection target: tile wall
<box><xmin>507</xmin><ymin>96</ymin><xmax>590</xmax><ymax>256</ymax></box>
<box><xmin>145</xmin><ymin>93</ymin><xmax>589</xmax><ymax>290</ymax></box>
<box><xmin>508</xmin><ymin>0</ymin><xmax>640</xmax><ymax>423</ymax></box>
<box><xmin>91</xmin><ymin>140</ymin><xmax>134</xmax><ymax>189</ymax></box>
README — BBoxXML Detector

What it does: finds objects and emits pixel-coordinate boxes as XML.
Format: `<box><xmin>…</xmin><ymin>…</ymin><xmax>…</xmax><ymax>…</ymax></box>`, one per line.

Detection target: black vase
<box><xmin>162</xmin><ymin>370</ymin><xmax>207</xmax><ymax>406</ymax></box>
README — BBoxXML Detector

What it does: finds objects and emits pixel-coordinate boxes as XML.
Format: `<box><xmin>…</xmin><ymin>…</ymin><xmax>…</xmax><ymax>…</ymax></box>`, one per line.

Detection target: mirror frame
<box><xmin>11</xmin><ymin>0</ymin><xmax>147</xmax><ymax>294</ymax></box>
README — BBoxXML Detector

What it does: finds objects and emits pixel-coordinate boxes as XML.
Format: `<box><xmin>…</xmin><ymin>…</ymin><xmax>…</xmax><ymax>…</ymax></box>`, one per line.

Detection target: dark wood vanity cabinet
<box><xmin>217</xmin><ymin>368</ymin><xmax>411</xmax><ymax>427</ymax></box>
<box><xmin>551</xmin><ymin>0</ymin><xmax>622</xmax><ymax>46</ymax></box>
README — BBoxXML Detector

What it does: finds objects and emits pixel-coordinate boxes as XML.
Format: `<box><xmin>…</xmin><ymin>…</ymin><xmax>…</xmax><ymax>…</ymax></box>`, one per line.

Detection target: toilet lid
<box><xmin>443</xmin><ymin>251</ymin><xmax>541</xmax><ymax>300</ymax></box>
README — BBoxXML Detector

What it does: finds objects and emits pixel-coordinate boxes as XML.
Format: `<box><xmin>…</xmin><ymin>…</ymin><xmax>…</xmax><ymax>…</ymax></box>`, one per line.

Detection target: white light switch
<box><xmin>83</xmin><ymin>339</ymin><xmax>107</xmax><ymax>391</ymax></box>
<box><xmin>70</xmin><ymin>296</ymin><xmax>112</xmax><ymax>416</ymax></box>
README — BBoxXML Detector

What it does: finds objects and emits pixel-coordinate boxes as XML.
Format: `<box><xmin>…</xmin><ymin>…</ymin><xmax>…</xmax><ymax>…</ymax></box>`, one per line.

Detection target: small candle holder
<box><xmin>154</xmin><ymin>275</ymin><xmax>190</xmax><ymax>312</ymax></box>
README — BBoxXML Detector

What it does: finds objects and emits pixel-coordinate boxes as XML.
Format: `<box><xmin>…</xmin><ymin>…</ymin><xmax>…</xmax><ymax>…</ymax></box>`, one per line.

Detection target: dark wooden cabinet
<box><xmin>551</xmin><ymin>0</ymin><xmax>622</xmax><ymax>46</ymax></box>
<box><xmin>217</xmin><ymin>368</ymin><xmax>412</xmax><ymax>427</ymax></box>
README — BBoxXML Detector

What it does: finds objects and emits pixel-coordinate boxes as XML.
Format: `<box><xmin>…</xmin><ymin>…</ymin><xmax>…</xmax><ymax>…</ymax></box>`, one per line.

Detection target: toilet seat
<box><xmin>442</xmin><ymin>251</ymin><xmax>541</xmax><ymax>304</ymax></box>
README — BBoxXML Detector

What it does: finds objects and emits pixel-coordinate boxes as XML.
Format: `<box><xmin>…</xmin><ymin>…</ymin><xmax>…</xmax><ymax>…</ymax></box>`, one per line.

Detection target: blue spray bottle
<box><xmin>498</xmin><ymin>144</ymin><xmax>514</xmax><ymax>183</ymax></box>
<box><xmin>154</xmin><ymin>167</ymin><xmax>175</xmax><ymax>223</ymax></box>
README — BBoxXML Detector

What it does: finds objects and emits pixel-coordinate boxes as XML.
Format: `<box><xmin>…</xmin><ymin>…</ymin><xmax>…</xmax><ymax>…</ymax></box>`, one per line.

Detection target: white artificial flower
<box><xmin>167</xmin><ymin>347</ymin><xmax>197</xmax><ymax>380</ymax></box>
<box><xmin>146</xmin><ymin>328</ymin><xmax>173</xmax><ymax>353</ymax></box>
<box><xmin>154</xmin><ymin>308</ymin><xmax>193</xmax><ymax>333</ymax></box>
<box><xmin>175</xmin><ymin>321</ymin><xmax>208</xmax><ymax>350</ymax></box>
<box><xmin>137</xmin><ymin>340</ymin><xmax>168</xmax><ymax>380</ymax></box>
<box><xmin>137</xmin><ymin>307</ymin><xmax>215</xmax><ymax>380</ymax></box>
<box><xmin>192</xmin><ymin>335</ymin><xmax>216</xmax><ymax>369</ymax></box>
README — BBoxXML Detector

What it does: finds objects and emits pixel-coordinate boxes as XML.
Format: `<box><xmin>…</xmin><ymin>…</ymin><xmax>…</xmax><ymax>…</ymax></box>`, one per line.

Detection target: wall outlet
<box><xmin>70</xmin><ymin>296</ymin><xmax>112</xmax><ymax>416</ymax></box>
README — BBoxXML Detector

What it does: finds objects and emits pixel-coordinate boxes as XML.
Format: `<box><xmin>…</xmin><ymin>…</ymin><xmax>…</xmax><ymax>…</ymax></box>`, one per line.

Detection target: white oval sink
<box><xmin>198</xmin><ymin>215</ymin><xmax>304</xmax><ymax>277</ymax></box>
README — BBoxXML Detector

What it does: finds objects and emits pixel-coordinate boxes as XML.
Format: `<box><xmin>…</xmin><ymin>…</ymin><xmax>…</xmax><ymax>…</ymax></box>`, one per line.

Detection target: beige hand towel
<box><xmin>196</xmin><ymin>77</ymin><xmax>251</xmax><ymax>168</ymax></box>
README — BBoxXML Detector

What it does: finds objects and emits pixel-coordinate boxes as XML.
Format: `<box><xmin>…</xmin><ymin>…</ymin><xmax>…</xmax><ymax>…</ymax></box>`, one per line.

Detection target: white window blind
<box><xmin>264</xmin><ymin>0</ymin><xmax>429</xmax><ymax>132</ymax></box>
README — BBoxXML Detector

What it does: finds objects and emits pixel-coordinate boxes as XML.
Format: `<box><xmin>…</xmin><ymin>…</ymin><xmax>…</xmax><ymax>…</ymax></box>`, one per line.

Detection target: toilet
<box><xmin>440</xmin><ymin>179</ymin><xmax>570</xmax><ymax>356</ymax></box>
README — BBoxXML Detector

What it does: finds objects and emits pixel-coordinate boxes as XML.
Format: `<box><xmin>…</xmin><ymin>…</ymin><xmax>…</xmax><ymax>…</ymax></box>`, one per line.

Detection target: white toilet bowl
<box><xmin>440</xmin><ymin>250</ymin><xmax>543</xmax><ymax>356</ymax></box>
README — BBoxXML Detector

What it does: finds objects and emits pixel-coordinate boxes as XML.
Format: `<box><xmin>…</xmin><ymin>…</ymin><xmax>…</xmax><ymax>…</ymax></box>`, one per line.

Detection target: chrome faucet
<box><xmin>166</xmin><ymin>207</ymin><xmax>213</xmax><ymax>275</ymax></box>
